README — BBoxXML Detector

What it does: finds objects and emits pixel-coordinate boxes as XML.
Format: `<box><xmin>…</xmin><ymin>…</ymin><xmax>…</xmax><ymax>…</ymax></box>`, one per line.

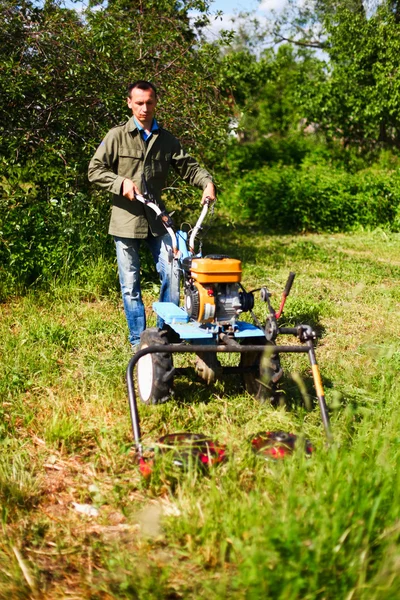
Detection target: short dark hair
<box><xmin>127</xmin><ymin>80</ymin><xmax>157</xmax><ymax>98</ymax></box>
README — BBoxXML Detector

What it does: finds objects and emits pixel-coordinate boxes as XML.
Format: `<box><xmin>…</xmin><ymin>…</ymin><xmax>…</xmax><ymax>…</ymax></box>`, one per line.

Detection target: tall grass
<box><xmin>1</xmin><ymin>228</ymin><xmax>400</xmax><ymax>598</ymax></box>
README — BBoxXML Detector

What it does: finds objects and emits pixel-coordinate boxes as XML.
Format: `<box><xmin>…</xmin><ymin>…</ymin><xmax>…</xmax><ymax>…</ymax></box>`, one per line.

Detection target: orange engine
<box><xmin>185</xmin><ymin>281</ymin><xmax>216</xmax><ymax>322</ymax></box>
<box><xmin>190</xmin><ymin>257</ymin><xmax>242</xmax><ymax>284</ymax></box>
<box><xmin>184</xmin><ymin>256</ymin><xmax>252</xmax><ymax>324</ymax></box>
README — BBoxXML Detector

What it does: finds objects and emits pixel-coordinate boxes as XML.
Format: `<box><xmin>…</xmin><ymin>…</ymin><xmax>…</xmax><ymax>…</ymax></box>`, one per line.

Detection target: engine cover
<box><xmin>190</xmin><ymin>256</ymin><xmax>242</xmax><ymax>283</ymax></box>
<box><xmin>185</xmin><ymin>281</ymin><xmax>216</xmax><ymax>322</ymax></box>
<box><xmin>215</xmin><ymin>284</ymin><xmax>243</xmax><ymax>321</ymax></box>
<box><xmin>184</xmin><ymin>282</ymin><xmax>250</xmax><ymax>323</ymax></box>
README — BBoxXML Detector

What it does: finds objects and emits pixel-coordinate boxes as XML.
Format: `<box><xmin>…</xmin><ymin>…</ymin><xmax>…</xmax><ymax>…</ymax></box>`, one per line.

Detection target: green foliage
<box><xmin>221</xmin><ymin>43</ymin><xmax>322</xmax><ymax>141</ymax></box>
<box><xmin>0</xmin><ymin>159</ymin><xmax>113</xmax><ymax>294</ymax></box>
<box><xmin>0</xmin><ymin>0</ymin><xmax>230</xmax><ymax>293</ymax></box>
<box><xmin>219</xmin><ymin>48</ymin><xmax>270</xmax><ymax>109</ymax></box>
<box><xmin>221</xmin><ymin>159</ymin><xmax>400</xmax><ymax>233</ymax></box>
<box><xmin>220</xmin><ymin>133</ymin><xmax>326</xmax><ymax>177</ymax></box>
<box><xmin>244</xmin><ymin>45</ymin><xmax>321</xmax><ymax>139</ymax></box>
<box><xmin>301</xmin><ymin>3</ymin><xmax>400</xmax><ymax>149</ymax></box>
<box><xmin>4</xmin><ymin>0</ymin><xmax>400</xmax><ymax>292</ymax></box>
<box><xmin>269</xmin><ymin>0</ymin><xmax>400</xmax><ymax>151</ymax></box>
<box><xmin>217</xmin><ymin>25</ymin><xmax>400</xmax><ymax>232</ymax></box>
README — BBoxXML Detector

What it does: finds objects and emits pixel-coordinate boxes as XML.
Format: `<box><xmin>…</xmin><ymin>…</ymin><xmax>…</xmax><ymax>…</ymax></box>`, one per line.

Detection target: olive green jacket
<box><xmin>88</xmin><ymin>116</ymin><xmax>214</xmax><ymax>238</ymax></box>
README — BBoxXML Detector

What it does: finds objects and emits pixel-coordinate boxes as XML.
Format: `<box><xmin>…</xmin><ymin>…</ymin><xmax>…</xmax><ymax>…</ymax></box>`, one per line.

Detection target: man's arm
<box><xmin>201</xmin><ymin>181</ymin><xmax>216</xmax><ymax>204</ymax></box>
<box><xmin>88</xmin><ymin>131</ymin><xmax>124</xmax><ymax>195</ymax></box>
<box><xmin>88</xmin><ymin>131</ymin><xmax>140</xmax><ymax>200</ymax></box>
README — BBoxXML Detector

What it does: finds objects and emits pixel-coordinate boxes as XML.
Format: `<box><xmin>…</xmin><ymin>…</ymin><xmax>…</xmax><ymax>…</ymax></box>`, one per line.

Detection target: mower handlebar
<box><xmin>189</xmin><ymin>201</ymin><xmax>209</xmax><ymax>254</ymax></box>
<box><xmin>134</xmin><ymin>193</ymin><xmax>178</xmax><ymax>253</ymax></box>
<box><xmin>134</xmin><ymin>192</ymin><xmax>210</xmax><ymax>257</ymax></box>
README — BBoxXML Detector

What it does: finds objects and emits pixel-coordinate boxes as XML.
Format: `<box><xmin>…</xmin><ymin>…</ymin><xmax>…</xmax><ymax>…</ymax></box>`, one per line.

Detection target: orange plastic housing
<box><xmin>190</xmin><ymin>258</ymin><xmax>242</xmax><ymax>283</ymax></box>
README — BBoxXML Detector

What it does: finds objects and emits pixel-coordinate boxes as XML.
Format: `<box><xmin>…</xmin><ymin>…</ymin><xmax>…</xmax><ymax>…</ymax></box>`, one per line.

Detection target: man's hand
<box><xmin>122</xmin><ymin>178</ymin><xmax>141</xmax><ymax>201</ymax></box>
<box><xmin>201</xmin><ymin>182</ymin><xmax>216</xmax><ymax>205</ymax></box>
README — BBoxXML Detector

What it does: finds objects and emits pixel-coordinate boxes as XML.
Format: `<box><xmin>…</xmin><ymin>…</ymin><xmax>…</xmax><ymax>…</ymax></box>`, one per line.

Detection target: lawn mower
<box><xmin>126</xmin><ymin>193</ymin><xmax>332</xmax><ymax>470</ymax></box>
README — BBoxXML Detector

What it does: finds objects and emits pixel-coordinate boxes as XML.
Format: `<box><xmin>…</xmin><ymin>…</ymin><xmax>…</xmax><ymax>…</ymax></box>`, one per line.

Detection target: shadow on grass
<box><xmin>171</xmin><ymin>360</ymin><xmax>334</xmax><ymax>419</ymax></box>
<box><xmin>279</xmin><ymin>308</ymin><xmax>327</xmax><ymax>339</ymax></box>
<box><xmin>196</xmin><ymin>217</ymin><xmax>331</xmax><ymax>263</ymax></box>
<box><xmin>172</xmin><ymin>368</ymin><xmax>215</xmax><ymax>406</ymax></box>
<box><xmin>199</xmin><ymin>220</ymin><xmax>289</xmax><ymax>267</ymax></box>
<box><xmin>172</xmin><ymin>367</ymin><xmax>243</xmax><ymax>407</ymax></box>
<box><xmin>282</xmin><ymin>369</ymin><xmax>334</xmax><ymax>414</ymax></box>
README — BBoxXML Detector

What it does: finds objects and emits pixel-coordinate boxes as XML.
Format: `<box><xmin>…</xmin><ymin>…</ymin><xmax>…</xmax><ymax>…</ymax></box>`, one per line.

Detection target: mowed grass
<box><xmin>1</xmin><ymin>228</ymin><xmax>400</xmax><ymax>599</ymax></box>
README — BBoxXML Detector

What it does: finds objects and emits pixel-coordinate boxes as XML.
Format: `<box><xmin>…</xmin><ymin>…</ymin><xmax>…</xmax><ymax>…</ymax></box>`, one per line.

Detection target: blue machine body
<box><xmin>152</xmin><ymin>228</ymin><xmax>265</xmax><ymax>344</ymax></box>
<box><xmin>152</xmin><ymin>301</ymin><xmax>264</xmax><ymax>343</ymax></box>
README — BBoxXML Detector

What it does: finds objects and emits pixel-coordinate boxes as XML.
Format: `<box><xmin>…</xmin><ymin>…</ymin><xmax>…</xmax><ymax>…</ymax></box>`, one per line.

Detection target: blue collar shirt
<box><xmin>133</xmin><ymin>117</ymin><xmax>160</xmax><ymax>142</ymax></box>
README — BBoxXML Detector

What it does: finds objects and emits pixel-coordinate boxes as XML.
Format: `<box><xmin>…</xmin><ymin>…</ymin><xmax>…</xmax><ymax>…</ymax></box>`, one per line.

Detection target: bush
<box><xmin>354</xmin><ymin>169</ymin><xmax>400</xmax><ymax>229</ymax></box>
<box><xmin>220</xmin><ymin>162</ymin><xmax>400</xmax><ymax>233</ymax></box>
<box><xmin>0</xmin><ymin>157</ymin><xmax>113</xmax><ymax>297</ymax></box>
<box><xmin>221</xmin><ymin>134</ymin><xmax>326</xmax><ymax>178</ymax></box>
<box><xmin>0</xmin><ymin>0</ymin><xmax>230</xmax><ymax>297</ymax></box>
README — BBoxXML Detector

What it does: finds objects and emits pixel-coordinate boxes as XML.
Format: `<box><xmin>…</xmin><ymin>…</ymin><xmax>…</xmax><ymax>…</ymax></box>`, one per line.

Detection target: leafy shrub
<box><xmin>222</xmin><ymin>134</ymin><xmax>326</xmax><ymax>177</ymax></box>
<box><xmin>353</xmin><ymin>169</ymin><xmax>400</xmax><ymax>229</ymax></box>
<box><xmin>224</xmin><ymin>164</ymin><xmax>291</xmax><ymax>224</ymax></box>
<box><xmin>288</xmin><ymin>166</ymin><xmax>356</xmax><ymax>231</ymax></box>
<box><xmin>0</xmin><ymin>157</ymin><xmax>113</xmax><ymax>297</ymax></box>
<box><xmin>0</xmin><ymin>0</ymin><xmax>230</xmax><ymax>297</ymax></box>
<box><xmin>221</xmin><ymin>161</ymin><xmax>400</xmax><ymax>233</ymax></box>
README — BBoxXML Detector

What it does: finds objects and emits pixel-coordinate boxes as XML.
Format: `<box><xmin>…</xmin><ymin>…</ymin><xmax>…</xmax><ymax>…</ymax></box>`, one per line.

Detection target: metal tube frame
<box><xmin>126</xmin><ymin>339</ymin><xmax>332</xmax><ymax>456</ymax></box>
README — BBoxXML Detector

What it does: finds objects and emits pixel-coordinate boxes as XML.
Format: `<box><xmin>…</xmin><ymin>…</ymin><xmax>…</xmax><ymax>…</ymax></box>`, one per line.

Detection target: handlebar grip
<box><xmin>284</xmin><ymin>272</ymin><xmax>296</xmax><ymax>297</ymax></box>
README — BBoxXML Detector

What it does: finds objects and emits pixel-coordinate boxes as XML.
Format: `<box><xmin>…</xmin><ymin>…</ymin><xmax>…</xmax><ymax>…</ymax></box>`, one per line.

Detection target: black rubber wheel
<box><xmin>240</xmin><ymin>337</ymin><xmax>283</xmax><ymax>402</ymax></box>
<box><xmin>137</xmin><ymin>328</ymin><xmax>174</xmax><ymax>405</ymax></box>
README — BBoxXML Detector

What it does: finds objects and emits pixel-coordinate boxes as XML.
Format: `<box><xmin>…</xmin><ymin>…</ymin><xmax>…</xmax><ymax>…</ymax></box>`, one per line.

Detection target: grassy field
<box><xmin>1</xmin><ymin>226</ymin><xmax>400</xmax><ymax>599</ymax></box>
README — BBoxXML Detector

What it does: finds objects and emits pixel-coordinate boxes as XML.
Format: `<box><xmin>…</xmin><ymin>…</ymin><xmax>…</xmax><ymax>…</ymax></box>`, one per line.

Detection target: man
<box><xmin>88</xmin><ymin>80</ymin><xmax>216</xmax><ymax>347</ymax></box>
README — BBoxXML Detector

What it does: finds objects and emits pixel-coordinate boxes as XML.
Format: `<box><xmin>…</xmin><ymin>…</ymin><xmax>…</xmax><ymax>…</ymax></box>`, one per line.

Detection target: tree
<box><xmin>269</xmin><ymin>0</ymin><xmax>400</xmax><ymax>150</ymax></box>
<box><xmin>239</xmin><ymin>44</ymin><xmax>321</xmax><ymax>139</ymax></box>
<box><xmin>0</xmin><ymin>0</ymin><xmax>231</xmax><ymax>292</ymax></box>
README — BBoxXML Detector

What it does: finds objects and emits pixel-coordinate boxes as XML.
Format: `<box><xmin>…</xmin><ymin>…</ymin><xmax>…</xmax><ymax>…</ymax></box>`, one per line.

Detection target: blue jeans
<box><xmin>114</xmin><ymin>234</ymin><xmax>180</xmax><ymax>346</ymax></box>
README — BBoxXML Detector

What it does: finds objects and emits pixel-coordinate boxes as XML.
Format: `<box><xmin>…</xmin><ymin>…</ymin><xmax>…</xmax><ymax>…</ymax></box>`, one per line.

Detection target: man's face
<box><xmin>127</xmin><ymin>87</ymin><xmax>157</xmax><ymax>128</ymax></box>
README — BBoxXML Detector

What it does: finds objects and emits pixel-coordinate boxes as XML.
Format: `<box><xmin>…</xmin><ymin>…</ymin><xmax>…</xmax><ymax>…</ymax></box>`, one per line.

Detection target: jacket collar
<box><xmin>127</xmin><ymin>116</ymin><xmax>160</xmax><ymax>134</ymax></box>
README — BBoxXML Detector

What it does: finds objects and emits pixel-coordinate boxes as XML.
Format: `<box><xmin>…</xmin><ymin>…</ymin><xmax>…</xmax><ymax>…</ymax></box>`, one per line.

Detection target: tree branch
<box><xmin>273</xmin><ymin>32</ymin><xmax>327</xmax><ymax>49</ymax></box>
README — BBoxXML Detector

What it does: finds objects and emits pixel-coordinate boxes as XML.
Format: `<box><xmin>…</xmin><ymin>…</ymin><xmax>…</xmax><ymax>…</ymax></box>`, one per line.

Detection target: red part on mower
<box><xmin>251</xmin><ymin>430</ymin><xmax>313</xmax><ymax>460</ymax></box>
<box><xmin>139</xmin><ymin>457</ymin><xmax>154</xmax><ymax>478</ymax></box>
<box><xmin>138</xmin><ymin>433</ymin><xmax>226</xmax><ymax>476</ymax></box>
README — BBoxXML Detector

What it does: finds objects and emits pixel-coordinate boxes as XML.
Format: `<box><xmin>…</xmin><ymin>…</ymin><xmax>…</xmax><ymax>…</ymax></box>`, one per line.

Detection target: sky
<box><xmin>211</xmin><ymin>0</ymin><xmax>282</xmax><ymax>12</ymax></box>
<box><xmin>198</xmin><ymin>0</ymin><xmax>283</xmax><ymax>40</ymax></box>
<box><xmin>211</xmin><ymin>0</ymin><xmax>260</xmax><ymax>12</ymax></box>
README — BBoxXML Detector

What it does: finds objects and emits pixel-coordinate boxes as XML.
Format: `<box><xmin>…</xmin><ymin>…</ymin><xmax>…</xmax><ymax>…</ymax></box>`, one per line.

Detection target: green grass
<box><xmin>1</xmin><ymin>228</ymin><xmax>400</xmax><ymax>598</ymax></box>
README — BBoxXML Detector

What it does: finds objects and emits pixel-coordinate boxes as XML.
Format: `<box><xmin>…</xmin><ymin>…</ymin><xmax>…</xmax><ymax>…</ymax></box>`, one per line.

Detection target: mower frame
<box><xmin>125</xmin><ymin>193</ymin><xmax>332</xmax><ymax>456</ymax></box>
<box><xmin>127</xmin><ymin>330</ymin><xmax>332</xmax><ymax>457</ymax></box>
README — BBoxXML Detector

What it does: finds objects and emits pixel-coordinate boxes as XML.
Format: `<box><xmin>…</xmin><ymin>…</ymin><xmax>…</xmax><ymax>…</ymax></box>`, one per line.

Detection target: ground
<box><xmin>1</xmin><ymin>230</ymin><xmax>400</xmax><ymax>599</ymax></box>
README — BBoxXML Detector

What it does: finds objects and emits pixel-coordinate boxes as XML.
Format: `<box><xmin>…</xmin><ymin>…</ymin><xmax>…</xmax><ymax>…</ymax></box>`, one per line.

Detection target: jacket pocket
<box><xmin>118</xmin><ymin>148</ymin><xmax>144</xmax><ymax>178</ymax></box>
